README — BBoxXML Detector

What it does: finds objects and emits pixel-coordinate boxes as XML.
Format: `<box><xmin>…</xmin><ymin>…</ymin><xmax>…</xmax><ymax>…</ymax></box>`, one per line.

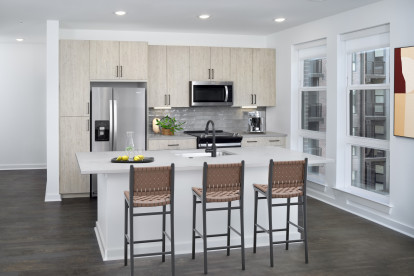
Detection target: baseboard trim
<box><xmin>0</xmin><ymin>164</ymin><xmax>47</xmax><ymax>170</ymax></box>
<box><xmin>61</xmin><ymin>193</ymin><xmax>90</xmax><ymax>199</ymax></box>
<box><xmin>45</xmin><ymin>193</ymin><xmax>62</xmax><ymax>202</ymax></box>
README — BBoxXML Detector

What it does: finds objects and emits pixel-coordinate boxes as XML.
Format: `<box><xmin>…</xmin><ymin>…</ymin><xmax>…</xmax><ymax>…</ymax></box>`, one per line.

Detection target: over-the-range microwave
<box><xmin>190</xmin><ymin>81</ymin><xmax>233</xmax><ymax>106</ymax></box>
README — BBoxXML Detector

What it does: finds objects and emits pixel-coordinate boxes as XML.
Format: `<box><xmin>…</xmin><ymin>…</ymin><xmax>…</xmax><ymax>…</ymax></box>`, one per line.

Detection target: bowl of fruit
<box><xmin>111</xmin><ymin>154</ymin><xmax>154</xmax><ymax>163</ymax></box>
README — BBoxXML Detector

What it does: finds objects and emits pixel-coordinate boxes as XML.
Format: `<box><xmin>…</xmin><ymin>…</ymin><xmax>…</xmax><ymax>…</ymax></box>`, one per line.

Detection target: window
<box><xmin>343</xmin><ymin>25</ymin><xmax>390</xmax><ymax>197</ymax></box>
<box><xmin>296</xmin><ymin>40</ymin><xmax>327</xmax><ymax>183</ymax></box>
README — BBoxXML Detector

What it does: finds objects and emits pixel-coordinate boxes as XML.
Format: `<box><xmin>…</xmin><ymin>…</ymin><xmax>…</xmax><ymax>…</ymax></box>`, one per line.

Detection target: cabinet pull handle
<box><xmin>208</xmin><ymin>69</ymin><xmax>211</xmax><ymax>79</ymax></box>
<box><xmin>251</xmin><ymin>94</ymin><xmax>254</xmax><ymax>104</ymax></box>
<box><xmin>165</xmin><ymin>94</ymin><xmax>167</xmax><ymax>105</ymax></box>
<box><xmin>87</xmin><ymin>119</ymin><xmax>90</xmax><ymax>132</ymax></box>
<box><xmin>120</xmin><ymin>66</ymin><xmax>123</xmax><ymax>77</ymax></box>
<box><xmin>247</xmin><ymin>140</ymin><xmax>258</xmax><ymax>143</ymax></box>
<box><xmin>87</xmin><ymin>102</ymin><xmax>90</xmax><ymax>115</ymax></box>
<box><xmin>212</xmin><ymin>69</ymin><xmax>214</xmax><ymax>79</ymax></box>
<box><xmin>168</xmin><ymin>144</ymin><xmax>179</xmax><ymax>146</ymax></box>
<box><xmin>269</xmin><ymin>140</ymin><xmax>280</xmax><ymax>142</ymax></box>
<box><xmin>254</xmin><ymin>94</ymin><xmax>257</xmax><ymax>104</ymax></box>
<box><xmin>116</xmin><ymin>66</ymin><xmax>119</xmax><ymax>77</ymax></box>
<box><xmin>168</xmin><ymin>94</ymin><xmax>171</xmax><ymax>105</ymax></box>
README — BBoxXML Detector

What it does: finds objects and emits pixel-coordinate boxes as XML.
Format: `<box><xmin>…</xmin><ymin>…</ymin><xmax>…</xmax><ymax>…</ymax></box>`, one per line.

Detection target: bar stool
<box><xmin>253</xmin><ymin>159</ymin><xmax>308</xmax><ymax>267</ymax></box>
<box><xmin>191</xmin><ymin>161</ymin><xmax>245</xmax><ymax>274</ymax></box>
<box><xmin>124</xmin><ymin>164</ymin><xmax>175</xmax><ymax>276</ymax></box>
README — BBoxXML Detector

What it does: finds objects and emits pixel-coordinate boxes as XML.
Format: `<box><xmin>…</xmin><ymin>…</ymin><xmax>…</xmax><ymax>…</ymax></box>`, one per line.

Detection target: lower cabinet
<box><xmin>59</xmin><ymin>116</ymin><xmax>90</xmax><ymax>196</ymax></box>
<box><xmin>242</xmin><ymin>136</ymin><xmax>285</xmax><ymax>148</ymax></box>
<box><xmin>148</xmin><ymin>138</ymin><xmax>196</xmax><ymax>150</ymax></box>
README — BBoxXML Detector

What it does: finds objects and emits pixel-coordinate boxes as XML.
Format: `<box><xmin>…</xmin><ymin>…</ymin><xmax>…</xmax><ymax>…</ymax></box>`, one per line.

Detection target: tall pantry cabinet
<box><xmin>59</xmin><ymin>40</ymin><xmax>90</xmax><ymax>196</ymax></box>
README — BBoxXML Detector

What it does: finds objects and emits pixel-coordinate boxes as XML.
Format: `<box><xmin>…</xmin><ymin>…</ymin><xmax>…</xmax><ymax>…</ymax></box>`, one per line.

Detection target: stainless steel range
<box><xmin>184</xmin><ymin>130</ymin><xmax>243</xmax><ymax>148</ymax></box>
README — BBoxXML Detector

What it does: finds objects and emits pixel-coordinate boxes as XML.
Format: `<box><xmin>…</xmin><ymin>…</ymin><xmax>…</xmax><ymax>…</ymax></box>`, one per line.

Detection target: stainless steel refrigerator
<box><xmin>90</xmin><ymin>85</ymin><xmax>146</xmax><ymax>196</ymax></box>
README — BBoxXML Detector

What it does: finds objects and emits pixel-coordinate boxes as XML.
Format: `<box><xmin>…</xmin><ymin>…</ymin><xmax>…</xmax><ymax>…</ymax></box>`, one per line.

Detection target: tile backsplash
<box><xmin>148</xmin><ymin>107</ymin><xmax>266</xmax><ymax>134</ymax></box>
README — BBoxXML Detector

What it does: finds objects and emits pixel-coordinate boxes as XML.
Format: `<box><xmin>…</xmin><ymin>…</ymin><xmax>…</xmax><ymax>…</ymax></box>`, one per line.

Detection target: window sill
<box><xmin>333</xmin><ymin>187</ymin><xmax>392</xmax><ymax>214</ymax></box>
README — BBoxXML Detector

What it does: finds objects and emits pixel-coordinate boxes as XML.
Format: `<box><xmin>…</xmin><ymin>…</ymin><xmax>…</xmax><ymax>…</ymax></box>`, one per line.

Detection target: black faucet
<box><xmin>205</xmin><ymin>120</ymin><xmax>216</xmax><ymax>157</ymax></box>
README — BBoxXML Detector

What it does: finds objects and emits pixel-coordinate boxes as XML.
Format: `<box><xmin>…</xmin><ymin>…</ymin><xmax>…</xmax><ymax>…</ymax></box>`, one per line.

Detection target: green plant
<box><xmin>155</xmin><ymin>115</ymin><xmax>185</xmax><ymax>134</ymax></box>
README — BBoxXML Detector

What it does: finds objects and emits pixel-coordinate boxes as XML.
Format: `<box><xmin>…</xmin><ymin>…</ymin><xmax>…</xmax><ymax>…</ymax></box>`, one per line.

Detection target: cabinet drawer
<box><xmin>148</xmin><ymin>139</ymin><xmax>196</xmax><ymax>150</ymax></box>
<box><xmin>242</xmin><ymin>137</ymin><xmax>285</xmax><ymax>148</ymax></box>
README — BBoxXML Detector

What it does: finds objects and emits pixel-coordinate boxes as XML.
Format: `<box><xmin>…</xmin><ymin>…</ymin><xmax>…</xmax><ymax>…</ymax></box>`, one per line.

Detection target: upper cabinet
<box><xmin>253</xmin><ymin>48</ymin><xmax>276</xmax><ymax>106</ymax></box>
<box><xmin>59</xmin><ymin>40</ymin><xmax>90</xmax><ymax>116</ymax></box>
<box><xmin>90</xmin><ymin>41</ymin><xmax>148</xmax><ymax>81</ymax></box>
<box><xmin>231</xmin><ymin>48</ymin><xmax>253</xmax><ymax>106</ymax></box>
<box><xmin>231</xmin><ymin>48</ymin><xmax>276</xmax><ymax>107</ymax></box>
<box><xmin>148</xmin><ymin>45</ymin><xmax>189</xmax><ymax>107</ymax></box>
<box><xmin>190</xmin><ymin>46</ymin><xmax>231</xmax><ymax>81</ymax></box>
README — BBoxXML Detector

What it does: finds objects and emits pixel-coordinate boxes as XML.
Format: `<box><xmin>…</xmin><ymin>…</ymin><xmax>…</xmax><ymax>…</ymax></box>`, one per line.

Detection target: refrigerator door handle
<box><xmin>113</xmin><ymin>100</ymin><xmax>118</xmax><ymax>151</ymax></box>
<box><xmin>109</xmin><ymin>99</ymin><xmax>113</xmax><ymax>150</ymax></box>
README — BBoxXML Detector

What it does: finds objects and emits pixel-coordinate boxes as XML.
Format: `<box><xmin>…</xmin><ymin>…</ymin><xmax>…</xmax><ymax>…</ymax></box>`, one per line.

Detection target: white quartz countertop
<box><xmin>76</xmin><ymin>146</ymin><xmax>333</xmax><ymax>175</ymax></box>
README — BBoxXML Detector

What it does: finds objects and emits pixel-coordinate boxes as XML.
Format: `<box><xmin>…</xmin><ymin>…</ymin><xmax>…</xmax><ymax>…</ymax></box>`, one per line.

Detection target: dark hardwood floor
<box><xmin>1</xmin><ymin>170</ymin><xmax>414</xmax><ymax>275</ymax></box>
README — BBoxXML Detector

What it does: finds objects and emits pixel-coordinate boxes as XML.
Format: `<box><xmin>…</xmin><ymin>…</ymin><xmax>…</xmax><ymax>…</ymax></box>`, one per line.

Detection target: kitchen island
<box><xmin>76</xmin><ymin>146</ymin><xmax>332</xmax><ymax>261</ymax></box>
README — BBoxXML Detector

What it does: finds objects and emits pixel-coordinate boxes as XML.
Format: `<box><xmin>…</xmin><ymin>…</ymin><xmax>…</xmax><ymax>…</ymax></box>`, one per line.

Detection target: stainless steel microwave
<box><xmin>190</xmin><ymin>81</ymin><xmax>233</xmax><ymax>106</ymax></box>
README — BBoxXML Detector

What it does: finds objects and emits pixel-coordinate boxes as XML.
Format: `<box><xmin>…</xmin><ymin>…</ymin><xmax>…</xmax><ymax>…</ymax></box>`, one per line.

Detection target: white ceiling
<box><xmin>0</xmin><ymin>0</ymin><xmax>381</xmax><ymax>43</ymax></box>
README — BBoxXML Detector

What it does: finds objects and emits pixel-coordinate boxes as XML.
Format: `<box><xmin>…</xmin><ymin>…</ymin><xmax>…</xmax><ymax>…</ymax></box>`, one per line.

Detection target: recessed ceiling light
<box><xmin>114</xmin><ymin>11</ymin><xmax>126</xmax><ymax>16</ymax></box>
<box><xmin>274</xmin><ymin>18</ymin><xmax>286</xmax><ymax>23</ymax></box>
<box><xmin>16</xmin><ymin>38</ymin><xmax>24</xmax><ymax>42</ymax></box>
<box><xmin>198</xmin><ymin>14</ymin><xmax>211</xmax><ymax>20</ymax></box>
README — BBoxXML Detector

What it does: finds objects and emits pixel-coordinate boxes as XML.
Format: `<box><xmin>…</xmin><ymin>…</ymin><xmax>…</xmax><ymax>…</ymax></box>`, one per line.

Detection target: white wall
<box><xmin>0</xmin><ymin>43</ymin><xmax>46</xmax><ymax>169</ymax></box>
<box><xmin>266</xmin><ymin>0</ymin><xmax>414</xmax><ymax>237</ymax></box>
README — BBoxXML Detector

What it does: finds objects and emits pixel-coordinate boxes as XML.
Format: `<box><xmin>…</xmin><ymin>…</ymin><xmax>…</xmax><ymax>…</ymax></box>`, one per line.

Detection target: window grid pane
<box><xmin>303</xmin><ymin>138</ymin><xmax>326</xmax><ymax>178</ymax></box>
<box><xmin>303</xmin><ymin>58</ymin><xmax>327</xmax><ymax>87</ymax></box>
<box><xmin>351</xmin><ymin>145</ymin><xmax>389</xmax><ymax>195</ymax></box>
<box><xmin>302</xmin><ymin>90</ymin><xmax>326</xmax><ymax>132</ymax></box>
<box><xmin>351</xmin><ymin>48</ymin><xmax>389</xmax><ymax>85</ymax></box>
<box><xmin>349</xmin><ymin>89</ymin><xmax>390</xmax><ymax>140</ymax></box>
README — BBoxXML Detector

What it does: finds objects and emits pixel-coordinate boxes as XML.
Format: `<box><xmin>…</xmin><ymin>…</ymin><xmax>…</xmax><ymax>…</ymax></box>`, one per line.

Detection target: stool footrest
<box><xmin>273</xmin><ymin>239</ymin><xmax>304</xmax><ymax>245</ymax></box>
<box><xmin>133</xmin><ymin>210</ymin><xmax>171</xmax><ymax>217</ymax></box>
<box><xmin>206</xmin><ymin>206</ymin><xmax>240</xmax><ymax>212</ymax></box>
<box><xmin>133</xmin><ymin>251</ymin><xmax>172</xmax><ymax>258</ymax></box>
<box><xmin>194</xmin><ymin>232</ymin><xmax>228</xmax><ymax>239</ymax></box>
<box><xmin>229</xmin><ymin>225</ymin><xmax>241</xmax><ymax>237</ymax></box>
<box><xmin>125</xmin><ymin>235</ymin><xmax>165</xmax><ymax>245</ymax></box>
<box><xmin>288</xmin><ymin>221</ymin><xmax>304</xmax><ymax>231</ymax></box>
<box><xmin>207</xmin><ymin>245</ymin><xmax>242</xmax><ymax>251</ymax></box>
<box><xmin>256</xmin><ymin>223</ymin><xmax>288</xmax><ymax>234</ymax></box>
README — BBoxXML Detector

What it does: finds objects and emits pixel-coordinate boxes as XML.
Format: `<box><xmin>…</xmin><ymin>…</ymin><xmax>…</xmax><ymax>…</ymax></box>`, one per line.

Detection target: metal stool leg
<box><xmin>240</xmin><ymin>199</ymin><xmax>245</xmax><ymax>270</ymax></box>
<box><xmin>286</xmin><ymin>198</ymin><xmax>291</xmax><ymax>250</ymax></box>
<box><xmin>253</xmin><ymin>190</ymin><xmax>258</xmax><ymax>253</ymax></box>
<box><xmin>267</xmin><ymin>195</ymin><xmax>274</xmax><ymax>267</ymax></box>
<box><xmin>171</xmin><ymin>204</ymin><xmax>176</xmax><ymax>276</ymax></box>
<box><xmin>162</xmin><ymin>205</ymin><xmax>166</xmax><ymax>262</ymax></box>
<box><xmin>202</xmin><ymin>199</ymin><xmax>208</xmax><ymax>274</ymax></box>
<box><xmin>129</xmin><ymin>203</ymin><xmax>134</xmax><ymax>275</ymax></box>
<box><xmin>124</xmin><ymin>200</ymin><xmax>128</xmax><ymax>266</ymax></box>
<box><xmin>192</xmin><ymin>195</ymin><xmax>196</xmax><ymax>259</ymax></box>
<box><xmin>226</xmin><ymin>201</ymin><xmax>231</xmax><ymax>256</ymax></box>
<box><xmin>303</xmin><ymin>197</ymin><xmax>308</xmax><ymax>263</ymax></box>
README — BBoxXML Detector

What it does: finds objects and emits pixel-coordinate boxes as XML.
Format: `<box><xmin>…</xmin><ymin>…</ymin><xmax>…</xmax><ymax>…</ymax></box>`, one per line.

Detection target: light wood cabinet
<box><xmin>59</xmin><ymin>117</ymin><xmax>90</xmax><ymax>195</ymax></box>
<box><xmin>59</xmin><ymin>40</ymin><xmax>90</xmax><ymax>116</ymax></box>
<box><xmin>242</xmin><ymin>136</ymin><xmax>285</xmax><ymax>148</ymax></box>
<box><xmin>148</xmin><ymin>138</ymin><xmax>196</xmax><ymax>150</ymax></box>
<box><xmin>231</xmin><ymin>48</ymin><xmax>276</xmax><ymax>107</ymax></box>
<box><xmin>148</xmin><ymin>45</ymin><xmax>189</xmax><ymax>107</ymax></box>
<box><xmin>253</xmin><ymin>48</ymin><xmax>276</xmax><ymax>106</ymax></box>
<box><xmin>167</xmin><ymin>46</ymin><xmax>190</xmax><ymax>107</ymax></box>
<box><xmin>190</xmin><ymin>46</ymin><xmax>230</xmax><ymax>81</ymax></box>
<box><xmin>231</xmin><ymin>48</ymin><xmax>253</xmax><ymax>106</ymax></box>
<box><xmin>90</xmin><ymin>40</ymin><xmax>148</xmax><ymax>80</ymax></box>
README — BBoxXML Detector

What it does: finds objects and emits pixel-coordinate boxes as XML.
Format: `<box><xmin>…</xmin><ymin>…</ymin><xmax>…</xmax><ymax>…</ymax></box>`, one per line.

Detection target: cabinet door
<box><xmin>59</xmin><ymin>40</ymin><xmax>90</xmax><ymax>116</ymax></box>
<box><xmin>211</xmin><ymin>47</ymin><xmax>231</xmax><ymax>81</ymax></box>
<box><xmin>167</xmin><ymin>46</ymin><xmax>190</xmax><ymax>107</ymax></box>
<box><xmin>148</xmin><ymin>45</ymin><xmax>168</xmax><ymax>107</ymax></box>
<box><xmin>231</xmin><ymin>48</ymin><xmax>253</xmax><ymax>106</ymax></box>
<box><xmin>60</xmin><ymin>117</ymin><xmax>90</xmax><ymax>194</ymax></box>
<box><xmin>253</xmin><ymin>48</ymin><xmax>276</xmax><ymax>106</ymax></box>
<box><xmin>90</xmin><ymin>40</ymin><xmax>119</xmax><ymax>80</ymax></box>
<box><xmin>120</xmin><ymin>41</ymin><xmax>148</xmax><ymax>80</ymax></box>
<box><xmin>190</xmin><ymin>46</ymin><xmax>211</xmax><ymax>81</ymax></box>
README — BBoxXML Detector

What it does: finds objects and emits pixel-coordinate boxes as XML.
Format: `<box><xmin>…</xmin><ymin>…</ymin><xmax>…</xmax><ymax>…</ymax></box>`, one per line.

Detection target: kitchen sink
<box><xmin>175</xmin><ymin>150</ymin><xmax>235</xmax><ymax>158</ymax></box>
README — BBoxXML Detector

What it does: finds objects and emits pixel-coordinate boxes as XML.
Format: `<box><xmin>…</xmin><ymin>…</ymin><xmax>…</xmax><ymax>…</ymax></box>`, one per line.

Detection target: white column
<box><xmin>44</xmin><ymin>20</ymin><xmax>61</xmax><ymax>202</ymax></box>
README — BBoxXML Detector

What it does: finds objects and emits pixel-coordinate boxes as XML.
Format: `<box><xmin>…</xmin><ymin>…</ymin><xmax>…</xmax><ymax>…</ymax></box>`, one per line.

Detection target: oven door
<box><xmin>190</xmin><ymin>81</ymin><xmax>233</xmax><ymax>106</ymax></box>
